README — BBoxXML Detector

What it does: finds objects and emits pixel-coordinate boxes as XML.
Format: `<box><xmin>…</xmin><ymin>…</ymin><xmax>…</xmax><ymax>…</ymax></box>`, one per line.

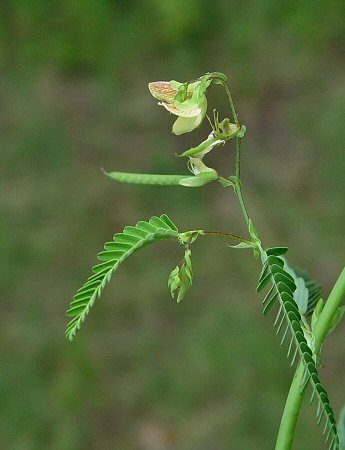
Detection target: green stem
<box><xmin>314</xmin><ymin>266</ymin><xmax>345</xmax><ymax>352</ymax></box>
<box><xmin>275</xmin><ymin>266</ymin><xmax>345</xmax><ymax>450</ymax></box>
<box><xmin>202</xmin><ymin>230</ymin><xmax>252</xmax><ymax>244</ymax></box>
<box><xmin>207</xmin><ymin>75</ymin><xmax>239</xmax><ymax>127</ymax></box>
<box><xmin>222</xmin><ymin>81</ymin><xmax>240</xmax><ymax>126</ymax></box>
<box><xmin>220</xmin><ymin>78</ymin><xmax>251</xmax><ymax>230</ymax></box>
<box><xmin>234</xmin><ymin>137</ymin><xmax>250</xmax><ymax>227</ymax></box>
<box><xmin>275</xmin><ymin>363</ymin><xmax>305</xmax><ymax>450</ymax></box>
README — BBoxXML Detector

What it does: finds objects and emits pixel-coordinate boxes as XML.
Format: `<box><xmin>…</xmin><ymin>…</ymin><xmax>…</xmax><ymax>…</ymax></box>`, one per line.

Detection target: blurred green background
<box><xmin>1</xmin><ymin>1</ymin><xmax>345</xmax><ymax>449</ymax></box>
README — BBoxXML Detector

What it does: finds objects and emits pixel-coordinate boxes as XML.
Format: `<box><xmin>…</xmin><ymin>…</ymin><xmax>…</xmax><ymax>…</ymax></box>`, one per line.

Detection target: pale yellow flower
<box><xmin>148</xmin><ymin>77</ymin><xmax>210</xmax><ymax>135</ymax></box>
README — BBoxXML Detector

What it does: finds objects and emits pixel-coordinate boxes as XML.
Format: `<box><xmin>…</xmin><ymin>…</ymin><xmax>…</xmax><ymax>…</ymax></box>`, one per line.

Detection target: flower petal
<box><xmin>172</xmin><ymin>114</ymin><xmax>203</xmax><ymax>135</ymax></box>
<box><xmin>172</xmin><ymin>97</ymin><xmax>207</xmax><ymax>135</ymax></box>
<box><xmin>148</xmin><ymin>82</ymin><xmax>177</xmax><ymax>103</ymax></box>
<box><xmin>160</xmin><ymin>101</ymin><xmax>201</xmax><ymax>118</ymax></box>
<box><xmin>173</xmin><ymin>89</ymin><xmax>207</xmax><ymax>112</ymax></box>
<box><xmin>169</xmin><ymin>80</ymin><xmax>183</xmax><ymax>90</ymax></box>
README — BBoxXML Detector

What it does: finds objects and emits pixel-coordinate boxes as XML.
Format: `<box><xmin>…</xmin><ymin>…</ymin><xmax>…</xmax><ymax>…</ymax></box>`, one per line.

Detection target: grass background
<box><xmin>1</xmin><ymin>1</ymin><xmax>345</xmax><ymax>448</ymax></box>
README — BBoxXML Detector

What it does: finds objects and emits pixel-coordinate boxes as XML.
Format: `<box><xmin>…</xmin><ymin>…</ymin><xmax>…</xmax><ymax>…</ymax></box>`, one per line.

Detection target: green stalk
<box><xmin>275</xmin><ymin>363</ymin><xmax>305</xmax><ymax>450</ymax></box>
<box><xmin>222</xmin><ymin>81</ymin><xmax>240</xmax><ymax>127</ymax></box>
<box><xmin>202</xmin><ymin>230</ymin><xmax>252</xmax><ymax>245</ymax></box>
<box><xmin>275</xmin><ymin>267</ymin><xmax>345</xmax><ymax>450</ymax></box>
<box><xmin>207</xmin><ymin>75</ymin><xmax>239</xmax><ymax>127</ymax></box>
<box><xmin>314</xmin><ymin>266</ymin><xmax>345</xmax><ymax>352</ymax></box>
<box><xmin>220</xmin><ymin>79</ymin><xmax>251</xmax><ymax>230</ymax></box>
<box><xmin>234</xmin><ymin>137</ymin><xmax>250</xmax><ymax>227</ymax></box>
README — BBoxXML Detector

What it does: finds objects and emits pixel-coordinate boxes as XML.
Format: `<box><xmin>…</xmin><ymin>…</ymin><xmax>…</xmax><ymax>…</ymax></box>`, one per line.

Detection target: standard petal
<box><xmin>148</xmin><ymin>82</ymin><xmax>177</xmax><ymax>103</ymax></box>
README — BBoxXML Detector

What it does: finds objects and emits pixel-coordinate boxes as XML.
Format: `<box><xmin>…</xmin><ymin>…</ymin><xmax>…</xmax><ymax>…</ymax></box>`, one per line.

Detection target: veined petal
<box><xmin>159</xmin><ymin>102</ymin><xmax>202</xmax><ymax>118</ymax></box>
<box><xmin>148</xmin><ymin>82</ymin><xmax>177</xmax><ymax>103</ymax></box>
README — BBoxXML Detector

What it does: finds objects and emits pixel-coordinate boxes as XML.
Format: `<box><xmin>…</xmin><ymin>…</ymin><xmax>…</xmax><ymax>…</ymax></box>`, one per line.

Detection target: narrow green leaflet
<box><xmin>265</xmin><ymin>247</ymin><xmax>288</xmax><ymax>257</ymax></box>
<box><xmin>66</xmin><ymin>214</ymin><xmax>179</xmax><ymax>340</ymax></box>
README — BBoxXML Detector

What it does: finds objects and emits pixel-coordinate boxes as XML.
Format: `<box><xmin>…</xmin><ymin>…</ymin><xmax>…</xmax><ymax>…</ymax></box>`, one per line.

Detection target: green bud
<box><xmin>168</xmin><ymin>248</ymin><xmax>194</xmax><ymax>303</ymax></box>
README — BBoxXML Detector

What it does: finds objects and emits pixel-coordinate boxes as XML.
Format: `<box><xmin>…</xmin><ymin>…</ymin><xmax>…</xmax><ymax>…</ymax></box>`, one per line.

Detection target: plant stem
<box><xmin>275</xmin><ymin>266</ymin><xmax>345</xmax><ymax>450</ymax></box>
<box><xmin>314</xmin><ymin>266</ymin><xmax>345</xmax><ymax>352</ymax></box>
<box><xmin>207</xmin><ymin>75</ymin><xmax>239</xmax><ymax>127</ymax></box>
<box><xmin>234</xmin><ymin>137</ymin><xmax>250</xmax><ymax>227</ymax></box>
<box><xmin>202</xmin><ymin>230</ymin><xmax>252</xmax><ymax>244</ymax></box>
<box><xmin>222</xmin><ymin>81</ymin><xmax>240</xmax><ymax>126</ymax></box>
<box><xmin>220</xmin><ymin>79</ymin><xmax>251</xmax><ymax>230</ymax></box>
<box><xmin>275</xmin><ymin>363</ymin><xmax>305</xmax><ymax>450</ymax></box>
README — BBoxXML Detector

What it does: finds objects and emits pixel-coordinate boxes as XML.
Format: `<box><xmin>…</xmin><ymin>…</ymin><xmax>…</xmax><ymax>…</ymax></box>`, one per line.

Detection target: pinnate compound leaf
<box><xmin>258</xmin><ymin>249</ymin><xmax>339</xmax><ymax>449</ymax></box>
<box><xmin>66</xmin><ymin>215</ymin><xmax>179</xmax><ymax>340</ymax></box>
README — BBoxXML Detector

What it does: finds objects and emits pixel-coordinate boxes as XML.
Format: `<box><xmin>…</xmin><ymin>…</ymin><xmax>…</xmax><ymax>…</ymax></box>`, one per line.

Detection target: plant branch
<box><xmin>216</xmin><ymin>77</ymin><xmax>251</xmax><ymax>231</ymax></box>
<box><xmin>207</xmin><ymin>75</ymin><xmax>239</xmax><ymax>127</ymax></box>
<box><xmin>234</xmin><ymin>137</ymin><xmax>250</xmax><ymax>227</ymax></box>
<box><xmin>202</xmin><ymin>230</ymin><xmax>252</xmax><ymax>244</ymax></box>
<box><xmin>222</xmin><ymin>81</ymin><xmax>240</xmax><ymax>126</ymax></box>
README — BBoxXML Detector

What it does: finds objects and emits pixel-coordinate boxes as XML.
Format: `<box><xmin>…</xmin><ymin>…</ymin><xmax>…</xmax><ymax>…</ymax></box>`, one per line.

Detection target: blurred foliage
<box><xmin>1</xmin><ymin>0</ymin><xmax>345</xmax><ymax>449</ymax></box>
